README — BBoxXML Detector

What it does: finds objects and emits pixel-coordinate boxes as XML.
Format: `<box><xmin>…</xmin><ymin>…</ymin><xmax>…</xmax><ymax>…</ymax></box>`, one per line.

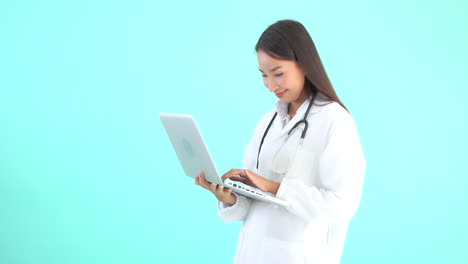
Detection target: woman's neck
<box><xmin>288</xmin><ymin>91</ymin><xmax>310</xmax><ymax>119</ymax></box>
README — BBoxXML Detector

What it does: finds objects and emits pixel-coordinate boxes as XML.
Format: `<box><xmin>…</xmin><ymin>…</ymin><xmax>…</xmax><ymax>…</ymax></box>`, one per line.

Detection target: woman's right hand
<box><xmin>195</xmin><ymin>170</ymin><xmax>237</xmax><ymax>205</ymax></box>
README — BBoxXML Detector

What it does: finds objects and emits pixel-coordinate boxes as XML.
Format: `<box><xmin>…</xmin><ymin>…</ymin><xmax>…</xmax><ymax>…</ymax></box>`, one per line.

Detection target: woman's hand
<box><xmin>195</xmin><ymin>170</ymin><xmax>237</xmax><ymax>205</ymax></box>
<box><xmin>222</xmin><ymin>169</ymin><xmax>280</xmax><ymax>194</ymax></box>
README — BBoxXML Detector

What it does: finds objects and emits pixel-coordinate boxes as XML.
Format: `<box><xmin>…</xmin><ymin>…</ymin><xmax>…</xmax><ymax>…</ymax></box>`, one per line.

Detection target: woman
<box><xmin>195</xmin><ymin>19</ymin><xmax>366</xmax><ymax>264</ymax></box>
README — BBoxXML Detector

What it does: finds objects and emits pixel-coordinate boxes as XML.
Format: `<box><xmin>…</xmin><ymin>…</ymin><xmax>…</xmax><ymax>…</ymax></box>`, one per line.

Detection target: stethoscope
<box><xmin>256</xmin><ymin>94</ymin><xmax>316</xmax><ymax>170</ymax></box>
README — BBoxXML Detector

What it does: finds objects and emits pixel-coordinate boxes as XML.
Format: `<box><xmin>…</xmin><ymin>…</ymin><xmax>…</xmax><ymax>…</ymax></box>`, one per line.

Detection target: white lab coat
<box><xmin>218</xmin><ymin>96</ymin><xmax>366</xmax><ymax>264</ymax></box>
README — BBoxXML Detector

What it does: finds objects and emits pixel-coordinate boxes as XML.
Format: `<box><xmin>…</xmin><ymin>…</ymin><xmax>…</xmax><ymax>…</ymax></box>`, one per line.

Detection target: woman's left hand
<box><xmin>222</xmin><ymin>169</ymin><xmax>280</xmax><ymax>194</ymax></box>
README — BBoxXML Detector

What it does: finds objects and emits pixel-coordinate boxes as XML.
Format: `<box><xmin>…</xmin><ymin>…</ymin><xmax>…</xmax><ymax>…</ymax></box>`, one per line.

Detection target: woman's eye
<box><xmin>262</xmin><ymin>73</ymin><xmax>282</xmax><ymax>78</ymax></box>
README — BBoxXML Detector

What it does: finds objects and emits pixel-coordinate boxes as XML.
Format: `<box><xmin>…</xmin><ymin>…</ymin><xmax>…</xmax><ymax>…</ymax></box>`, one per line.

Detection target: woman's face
<box><xmin>257</xmin><ymin>49</ymin><xmax>308</xmax><ymax>104</ymax></box>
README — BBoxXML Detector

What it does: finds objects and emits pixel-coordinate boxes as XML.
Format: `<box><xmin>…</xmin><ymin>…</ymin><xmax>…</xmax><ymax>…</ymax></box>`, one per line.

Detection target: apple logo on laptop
<box><xmin>182</xmin><ymin>138</ymin><xmax>195</xmax><ymax>157</ymax></box>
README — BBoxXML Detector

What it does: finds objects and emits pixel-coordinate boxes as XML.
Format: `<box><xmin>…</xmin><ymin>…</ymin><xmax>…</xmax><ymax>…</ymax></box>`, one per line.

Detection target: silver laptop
<box><xmin>159</xmin><ymin>113</ymin><xmax>289</xmax><ymax>207</ymax></box>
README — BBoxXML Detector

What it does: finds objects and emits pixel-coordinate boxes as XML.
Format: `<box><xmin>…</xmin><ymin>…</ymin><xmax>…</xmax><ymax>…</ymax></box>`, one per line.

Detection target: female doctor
<box><xmin>195</xmin><ymin>19</ymin><xmax>366</xmax><ymax>264</ymax></box>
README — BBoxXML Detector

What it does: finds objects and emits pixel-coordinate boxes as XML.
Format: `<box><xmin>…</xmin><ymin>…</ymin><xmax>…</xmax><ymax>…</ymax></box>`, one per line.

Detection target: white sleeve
<box><xmin>217</xmin><ymin>112</ymin><xmax>273</xmax><ymax>223</ymax></box>
<box><xmin>276</xmin><ymin>114</ymin><xmax>366</xmax><ymax>223</ymax></box>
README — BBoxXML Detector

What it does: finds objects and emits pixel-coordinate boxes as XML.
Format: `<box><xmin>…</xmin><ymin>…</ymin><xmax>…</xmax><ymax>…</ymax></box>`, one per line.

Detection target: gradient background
<box><xmin>1</xmin><ymin>0</ymin><xmax>467</xmax><ymax>263</ymax></box>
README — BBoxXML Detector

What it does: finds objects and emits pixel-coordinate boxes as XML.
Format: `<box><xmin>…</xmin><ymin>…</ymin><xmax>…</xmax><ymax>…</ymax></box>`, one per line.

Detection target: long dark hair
<box><xmin>255</xmin><ymin>19</ymin><xmax>348</xmax><ymax>112</ymax></box>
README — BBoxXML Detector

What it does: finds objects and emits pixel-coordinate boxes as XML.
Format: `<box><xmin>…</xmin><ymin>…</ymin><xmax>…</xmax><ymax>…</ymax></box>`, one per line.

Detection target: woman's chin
<box><xmin>277</xmin><ymin>96</ymin><xmax>293</xmax><ymax>103</ymax></box>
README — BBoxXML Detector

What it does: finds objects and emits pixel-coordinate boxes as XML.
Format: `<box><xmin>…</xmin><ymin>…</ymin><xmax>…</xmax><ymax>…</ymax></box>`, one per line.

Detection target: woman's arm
<box><xmin>276</xmin><ymin>114</ymin><xmax>366</xmax><ymax>223</ymax></box>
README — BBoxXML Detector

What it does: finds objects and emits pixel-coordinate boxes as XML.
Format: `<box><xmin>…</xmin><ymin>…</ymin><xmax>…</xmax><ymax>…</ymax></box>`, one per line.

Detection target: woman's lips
<box><xmin>276</xmin><ymin>90</ymin><xmax>288</xmax><ymax>98</ymax></box>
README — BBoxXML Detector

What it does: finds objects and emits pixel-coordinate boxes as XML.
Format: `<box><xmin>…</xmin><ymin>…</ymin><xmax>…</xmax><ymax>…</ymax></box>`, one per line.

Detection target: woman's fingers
<box><xmin>196</xmin><ymin>170</ymin><xmax>236</xmax><ymax>199</ymax></box>
<box><xmin>221</xmin><ymin>169</ymin><xmax>246</xmax><ymax>181</ymax></box>
<box><xmin>195</xmin><ymin>176</ymin><xmax>202</xmax><ymax>186</ymax></box>
<box><xmin>195</xmin><ymin>171</ymin><xmax>203</xmax><ymax>185</ymax></box>
<box><xmin>244</xmin><ymin>169</ymin><xmax>257</xmax><ymax>180</ymax></box>
<box><xmin>210</xmin><ymin>182</ymin><xmax>217</xmax><ymax>192</ymax></box>
<box><xmin>195</xmin><ymin>170</ymin><xmax>236</xmax><ymax>204</ymax></box>
<box><xmin>212</xmin><ymin>183</ymin><xmax>227</xmax><ymax>196</ymax></box>
<box><xmin>200</xmin><ymin>172</ymin><xmax>211</xmax><ymax>185</ymax></box>
<box><xmin>195</xmin><ymin>171</ymin><xmax>213</xmax><ymax>191</ymax></box>
<box><xmin>228</xmin><ymin>176</ymin><xmax>248</xmax><ymax>184</ymax></box>
<box><xmin>223</xmin><ymin>186</ymin><xmax>233</xmax><ymax>194</ymax></box>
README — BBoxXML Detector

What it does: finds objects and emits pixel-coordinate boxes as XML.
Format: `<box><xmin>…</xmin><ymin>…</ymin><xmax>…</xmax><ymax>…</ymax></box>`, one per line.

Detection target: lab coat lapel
<box><xmin>273</xmin><ymin>99</ymin><xmax>313</xmax><ymax>141</ymax></box>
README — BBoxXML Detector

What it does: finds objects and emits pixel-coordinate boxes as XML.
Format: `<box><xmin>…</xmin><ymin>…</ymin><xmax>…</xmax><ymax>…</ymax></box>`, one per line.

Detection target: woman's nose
<box><xmin>266</xmin><ymin>78</ymin><xmax>279</xmax><ymax>92</ymax></box>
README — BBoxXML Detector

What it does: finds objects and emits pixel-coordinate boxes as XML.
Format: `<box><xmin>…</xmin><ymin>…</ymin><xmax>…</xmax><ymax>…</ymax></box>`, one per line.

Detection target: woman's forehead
<box><xmin>258</xmin><ymin>51</ymin><xmax>295</xmax><ymax>70</ymax></box>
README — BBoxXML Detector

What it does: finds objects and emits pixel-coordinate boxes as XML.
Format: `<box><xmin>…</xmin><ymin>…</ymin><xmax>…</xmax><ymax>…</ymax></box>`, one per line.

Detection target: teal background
<box><xmin>1</xmin><ymin>0</ymin><xmax>467</xmax><ymax>263</ymax></box>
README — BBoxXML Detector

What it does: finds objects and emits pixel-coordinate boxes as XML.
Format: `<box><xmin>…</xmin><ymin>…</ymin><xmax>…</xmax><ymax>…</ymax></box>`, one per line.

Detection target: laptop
<box><xmin>159</xmin><ymin>113</ymin><xmax>289</xmax><ymax>207</ymax></box>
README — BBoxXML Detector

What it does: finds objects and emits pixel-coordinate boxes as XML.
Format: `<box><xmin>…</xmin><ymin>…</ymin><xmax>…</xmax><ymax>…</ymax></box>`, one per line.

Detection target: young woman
<box><xmin>195</xmin><ymin>19</ymin><xmax>366</xmax><ymax>264</ymax></box>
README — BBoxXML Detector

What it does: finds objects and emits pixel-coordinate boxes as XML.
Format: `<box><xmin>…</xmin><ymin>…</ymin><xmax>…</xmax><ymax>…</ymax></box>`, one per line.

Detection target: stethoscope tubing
<box><xmin>256</xmin><ymin>94</ymin><xmax>315</xmax><ymax>170</ymax></box>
